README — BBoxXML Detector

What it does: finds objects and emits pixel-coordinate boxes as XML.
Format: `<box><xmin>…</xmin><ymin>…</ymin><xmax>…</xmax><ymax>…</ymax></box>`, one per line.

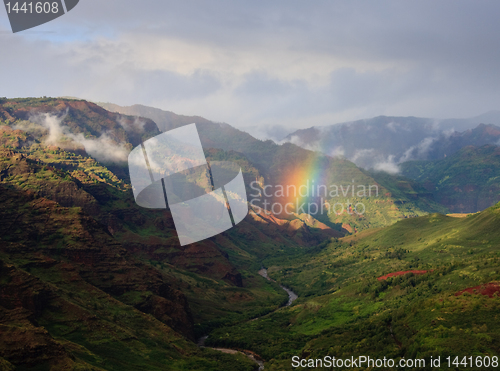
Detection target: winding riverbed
<box><xmin>198</xmin><ymin>268</ymin><xmax>298</xmax><ymax>370</ymax></box>
<box><xmin>258</xmin><ymin>268</ymin><xmax>298</xmax><ymax>307</ymax></box>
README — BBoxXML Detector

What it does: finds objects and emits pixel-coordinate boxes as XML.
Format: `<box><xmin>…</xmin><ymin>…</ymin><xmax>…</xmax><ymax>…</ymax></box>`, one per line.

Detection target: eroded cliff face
<box><xmin>0</xmin><ymin>181</ymin><xmax>195</xmax><ymax>339</ymax></box>
<box><xmin>0</xmin><ymin>259</ymin><xmax>78</xmax><ymax>369</ymax></box>
<box><xmin>0</xmin><ymin>182</ymin><xmax>212</xmax><ymax>368</ymax></box>
<box><xmin>0</xmin><ymin>147</ymin><xmax>246</xmax><ymax>286</ymax></box>
<box><xmin>0</xmin><ymin>149</ymin><xmax>101</xmax><ymax>215</ymax></box>
<box><xmin>0</xmin><ymin>251</ymin><xmax>200</xmax><ymax>370</ymax></box>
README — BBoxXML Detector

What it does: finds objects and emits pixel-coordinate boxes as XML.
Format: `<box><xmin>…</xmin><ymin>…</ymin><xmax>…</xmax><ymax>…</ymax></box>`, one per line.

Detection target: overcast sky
<box><xmin>1</xmin><ymin>1</ymin><xmax>500</xmax><ymax>139</ymax></box>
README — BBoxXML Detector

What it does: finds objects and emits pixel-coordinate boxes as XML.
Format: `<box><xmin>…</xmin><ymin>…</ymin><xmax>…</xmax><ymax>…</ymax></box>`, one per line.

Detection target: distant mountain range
<box><xmin>282</xmin><ymin>112</ymin><xmax>500</xmax><ymax>171</ymax></box>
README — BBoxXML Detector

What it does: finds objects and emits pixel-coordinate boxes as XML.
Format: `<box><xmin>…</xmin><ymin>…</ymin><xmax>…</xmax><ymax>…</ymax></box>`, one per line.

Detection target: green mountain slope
<box><xmin>401</xmin><ymin>144</ymin><xmax>500</xmax><ymax>213</ymax></box>
<box><xmin>0</xmin><ymin>182</ymin><xmax>259</xmax><ymax>371</ymax></box>
<box><xmin>207</xmin><ymin>204</ymin><xmax>500</xmax><ymax>369</ymax></box>
<box><xmin>97</xmin><ymin>102</ymin><xmax>448</xmax><ymax>233</ymax></box>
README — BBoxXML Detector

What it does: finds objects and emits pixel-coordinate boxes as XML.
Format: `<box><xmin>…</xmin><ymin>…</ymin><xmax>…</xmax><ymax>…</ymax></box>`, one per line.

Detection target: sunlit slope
<box><xmin>274</xmin><ymin>202</ymin><xmax>500</xmax><ymax>300</ymax></box>
<box><xmin>401</xmin><ymin>144</ymin><xmax>500</xmax><ymax>213</ymax></box>
<box><xmin>207</xmin><ymin>205</ymin><xmax>500</xmax><ymax>369</ymax></box>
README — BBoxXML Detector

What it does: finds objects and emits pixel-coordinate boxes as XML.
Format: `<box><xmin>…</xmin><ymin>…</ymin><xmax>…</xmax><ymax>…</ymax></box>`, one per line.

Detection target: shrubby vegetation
<box><xmin>208</xmin><ymin>207</ymin><xmax>500</xmax><ymax>369</ymax></box>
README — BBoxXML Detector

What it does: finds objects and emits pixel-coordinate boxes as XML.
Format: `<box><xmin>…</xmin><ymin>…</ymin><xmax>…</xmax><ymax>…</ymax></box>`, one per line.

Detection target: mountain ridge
<box><xmin>96</xmin><ymin>102</ymin><xmax>448</xmax><ymax>233</ymax></box>
<box><xmin>282</xmin><ymin>114</ymin><xmax>500</xmax><ymax>172</ymax></box>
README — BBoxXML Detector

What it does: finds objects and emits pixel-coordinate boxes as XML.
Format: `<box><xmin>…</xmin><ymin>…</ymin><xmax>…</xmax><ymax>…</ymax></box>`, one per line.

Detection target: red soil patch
<box><xmin>455</xmin><ymin>282</ymin><xmax>500</xmax><ymax>298</ymax></box>
<box><xmin>377</xmin><ymin>270</ymin><xmax>429</xmax><ymax>281</ymax></box>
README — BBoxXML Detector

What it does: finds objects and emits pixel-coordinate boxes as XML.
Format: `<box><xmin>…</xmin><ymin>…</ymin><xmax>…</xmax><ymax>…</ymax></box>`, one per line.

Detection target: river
<box><xmin>198</xmin><ymin>268</ymin><xmax>298</xmax><ymax>370</ymax></box>
<box><xmin>257</xmin><ymin>268</ymin><xmax>298</xmax><ymax>307</ymax></box>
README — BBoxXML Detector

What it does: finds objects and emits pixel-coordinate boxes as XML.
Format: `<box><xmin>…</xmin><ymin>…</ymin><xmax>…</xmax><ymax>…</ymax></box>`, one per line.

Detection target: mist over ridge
<box><xmin>281</xmin><ymin>111</ymin><xmax>500</xmax><ymax>173</ymax></box>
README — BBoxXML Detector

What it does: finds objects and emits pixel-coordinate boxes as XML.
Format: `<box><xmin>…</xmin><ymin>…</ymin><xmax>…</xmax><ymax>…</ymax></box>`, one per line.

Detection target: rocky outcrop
<box><xmin>0</xmin><ymin>126</ymin><xmax>35</xmax><ymax>149</ymax></box>
<box><xmin>245</xmin><ymin>207</ymin><xmax>342</xmax><ymax>245</ymax></box>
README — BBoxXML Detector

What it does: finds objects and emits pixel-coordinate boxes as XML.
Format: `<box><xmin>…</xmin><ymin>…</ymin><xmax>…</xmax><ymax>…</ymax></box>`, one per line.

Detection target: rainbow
<box><xmin>280</xmin><ymin>153</ymin><xmax>330</xmax><ymax>211</ymax></box>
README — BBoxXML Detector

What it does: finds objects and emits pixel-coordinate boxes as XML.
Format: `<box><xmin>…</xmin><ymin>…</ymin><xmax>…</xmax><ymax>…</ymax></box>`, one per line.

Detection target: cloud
<box><xmin>282</xmin><ymin>133</ymin><xmax>326</xmax><ymax>153</ymax></box>
<box><xmin>38</xmin><ymin>111</ymin><xmax>66</xmax><ymax>145</ymax></box>
<box><xmin>350</xmin><ymin>148</ymin><xmax>376</xmax><ymax>164</ymax></box>
<box><xmin>399</xmin><ymin>136</ymin><xmax>437</xmax><ymax>163</ymax></box>
<box><xmin>117</xmin><ymin>115</ymin><xmax>146</xmax><ymax>133</ymax></box>
<box><xmin>373</xmin><ymin>155</ymin><xmax>400</xmax><ymax>175</ymax></box>
<box><xmin>398</xmin><ymin>128</ymin><xmax>456</xmax><ymax>163</ymax></box>
<box><xmin>348</xmin><ymin>149</ymin><xmax>402</xmax><ymax>174</ymax></box>
<box><xmin>329</xmin><ymin>146</ymin><xmax>345</xmax><ymax>158</ymax></box>
<box><xmin>242</xmin><ymin>123</ymin><xmax>297</xmax><ymax>142</ymax></box>
<box><xmin>3</xmin><ymin>1</ymin><xmax>500</xmax><ymax>134</ymax></box>
<box><xmin>67</xmin><ymin>132</ymin><xmax>129</xmax><ymax>163</ymax></box>
<box><xmin>30</xmin><ymin>112</ymin><xmax>129</xmax><ymax>163</ymax></box>
<box><xmin>386</xmin><ymin>121</ymin><xmax>398</xmax><ymax>132</ymax></box>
